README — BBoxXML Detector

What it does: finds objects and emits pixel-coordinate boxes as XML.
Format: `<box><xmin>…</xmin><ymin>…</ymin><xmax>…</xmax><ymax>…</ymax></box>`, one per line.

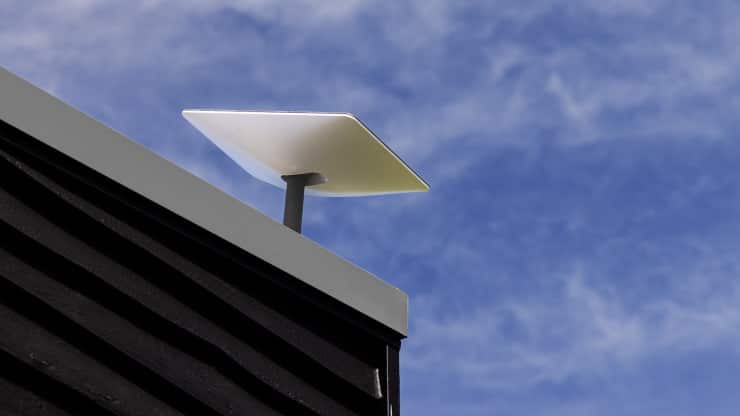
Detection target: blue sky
<box><xmin>4</xmin><ymin>1</ymin><xmax>740</xmax><ymax>414</ymax></box>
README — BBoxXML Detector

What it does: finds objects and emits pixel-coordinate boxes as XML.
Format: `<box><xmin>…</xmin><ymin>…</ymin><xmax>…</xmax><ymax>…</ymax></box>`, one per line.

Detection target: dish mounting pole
<box><xmin>282</xmin><ymin>173</ymin><xmax>325</xmax><ymax>233</ymax></box>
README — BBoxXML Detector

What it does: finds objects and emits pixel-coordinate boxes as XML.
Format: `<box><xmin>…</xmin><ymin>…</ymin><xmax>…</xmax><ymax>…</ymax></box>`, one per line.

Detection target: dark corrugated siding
<box><xmin>0</xmin><ymin>120</ymin><xmax>402</xmax><ymax>416</ymax></box>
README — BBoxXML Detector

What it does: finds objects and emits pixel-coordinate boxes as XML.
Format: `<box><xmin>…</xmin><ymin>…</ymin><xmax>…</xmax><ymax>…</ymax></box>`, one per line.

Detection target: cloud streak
<box><xmin>406</xmin><ymin>260</ymin><xmax>740</xmax><ymax>390</ymax></box>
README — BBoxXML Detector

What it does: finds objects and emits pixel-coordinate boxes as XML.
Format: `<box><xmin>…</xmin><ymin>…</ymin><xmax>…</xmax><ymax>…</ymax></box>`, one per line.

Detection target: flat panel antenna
<box><xmin>182</xmin><ymin>110</ymin><xmax>429</xmax><ymax>233</ymax></box>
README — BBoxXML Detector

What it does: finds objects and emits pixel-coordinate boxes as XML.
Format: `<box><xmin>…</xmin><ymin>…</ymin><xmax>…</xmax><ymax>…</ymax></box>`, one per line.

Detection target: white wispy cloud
<box><xmin>403</xmin><ymin>256</ymin><xmax>740</xmax><ymax>413</ymax></box>
<box><xmin>6</xmin><ymin>0</ymin><xmax>740</xmax><ymax>166</ymax></box>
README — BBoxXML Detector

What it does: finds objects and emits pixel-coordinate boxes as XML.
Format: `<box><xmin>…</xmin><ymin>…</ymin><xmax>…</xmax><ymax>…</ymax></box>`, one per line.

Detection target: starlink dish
<box><xmin>182</xmin><ymin>110</ymin><xmax>429</xmax><ymax>233</ymax></box>
<box><xmin>182</xmin><ymin>110</ymin><xmax>428</xmax><ymax>195</ymax></box>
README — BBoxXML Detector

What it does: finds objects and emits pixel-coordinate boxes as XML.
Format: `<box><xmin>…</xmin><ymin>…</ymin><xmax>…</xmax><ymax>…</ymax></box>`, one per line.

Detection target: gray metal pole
<box><xmin>281</xmin><ymin>173</ymin><xmax>325</xmax><ymax>233</ymax></box>
<box><xmin>283</xmin><ymin>176</ymin><xmax>306</xmax><ymax>232</ymax></box>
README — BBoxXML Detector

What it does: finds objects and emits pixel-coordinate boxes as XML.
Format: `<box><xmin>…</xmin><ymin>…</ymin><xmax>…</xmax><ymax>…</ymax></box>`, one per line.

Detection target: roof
<box><xmin>0</xmin><ymin>67</ymin><xmax>408</xmax><ymax>336</ymax></box>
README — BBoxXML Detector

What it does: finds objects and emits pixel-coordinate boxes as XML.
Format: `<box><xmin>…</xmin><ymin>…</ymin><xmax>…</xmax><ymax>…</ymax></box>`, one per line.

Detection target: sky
<box><xmin>3</xmin><ymin>1</ymin><xmax>740</xmax><ymax>414</ymax></box>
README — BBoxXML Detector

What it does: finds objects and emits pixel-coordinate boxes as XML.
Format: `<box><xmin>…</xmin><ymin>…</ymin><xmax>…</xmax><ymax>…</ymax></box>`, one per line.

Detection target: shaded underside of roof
<box><xmin>0</xmin><ymin>119</ymin><xmax>401</xmax><ymax>415</ymax></box>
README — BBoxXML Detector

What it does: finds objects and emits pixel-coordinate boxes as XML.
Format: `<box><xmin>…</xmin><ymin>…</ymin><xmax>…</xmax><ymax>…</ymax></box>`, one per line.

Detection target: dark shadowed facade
<box><xmin>0</xmin><ymin>68</ymin><xmax>407</xmax><ymax>415</ymax></box>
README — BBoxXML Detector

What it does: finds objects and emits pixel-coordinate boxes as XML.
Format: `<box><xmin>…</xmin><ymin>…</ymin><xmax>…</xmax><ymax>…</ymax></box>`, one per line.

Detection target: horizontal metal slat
<box><xmin>0</xmin><ymin>298</ymin><xmax>181</xmax><ymax>416</ymax></box>
<box><xmin>0</xmin><ymin>247</ymin><xmax>283</xmax><ymax>416</ymax></box>
<box><xmin>0</xmin><ymin>182</ymin><xmax>359</xmax><ymax>415</ymax></box>
<box><xmin>4</xmin><ymin>146</ymin><xmax>383</xmax><ymax>400</ymax></box>
<box><xmin>0</xmin><ymin>374</ymin><xmax>75</xmax><ymax>416</ymax></box>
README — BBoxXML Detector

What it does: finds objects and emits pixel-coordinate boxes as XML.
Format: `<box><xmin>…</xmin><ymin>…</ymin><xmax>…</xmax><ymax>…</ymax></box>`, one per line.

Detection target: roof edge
<box><xmin>0</xmin><ymin>67</ymin><xmax>408</xmax><ymax>336</ymax></box>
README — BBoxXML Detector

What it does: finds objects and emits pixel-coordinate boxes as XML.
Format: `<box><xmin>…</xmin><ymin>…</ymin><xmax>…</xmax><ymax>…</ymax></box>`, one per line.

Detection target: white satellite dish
<box><xmin>182</xmin><ymin>110</ymin><xmax>429</xmax><ymax>233</ymax></box>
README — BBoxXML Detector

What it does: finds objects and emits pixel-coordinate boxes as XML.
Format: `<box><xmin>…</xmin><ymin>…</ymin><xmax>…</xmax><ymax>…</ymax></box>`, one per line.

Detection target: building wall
<box><xmin>0</xmin><ymin>119</ymin><xmax>402</xmax><ymax>416</ymax></box>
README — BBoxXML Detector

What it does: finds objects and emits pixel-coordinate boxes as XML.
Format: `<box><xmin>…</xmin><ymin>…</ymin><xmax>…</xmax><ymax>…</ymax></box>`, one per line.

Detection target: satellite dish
<box><xmin>182</xmin><ymin>110</ymin><xmax>429</xmax><ymax>233</ymax></box>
